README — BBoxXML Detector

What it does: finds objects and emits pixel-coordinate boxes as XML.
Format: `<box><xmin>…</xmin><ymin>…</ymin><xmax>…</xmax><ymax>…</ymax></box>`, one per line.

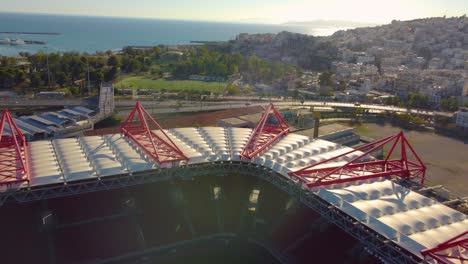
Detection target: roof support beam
<box><xmin>240</xmin><ymin>103</ymin><xmax>289</xmax><ymax>160</ymax></box>
<box><xmin>421</xmin><ymin>231</ymin><xmax>467</xmax><ymax>264</ymax></box>
<box><xmin>120</xmin><ymin>102</ymin><xmax>188</xmax><ymax>165</ymax></box>
<box><xmin>288</xmin><ymin>131</ymin><xmax>426</xmax><ymax>187</ymax></box>
<box><xmin>0</xmin><ymin>110</ymin><xmax>29</xmax><ymax>186</ymax></box>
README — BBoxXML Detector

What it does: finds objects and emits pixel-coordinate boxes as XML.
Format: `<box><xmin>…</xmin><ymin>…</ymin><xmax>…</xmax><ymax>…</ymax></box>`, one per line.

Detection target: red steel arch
<box><xmin>240</xmin><ymin>103</ymin><xmax>289</xmax><ymax>160</ymax></box>
<box><xmin>421</xmin><ymin>231</ymin><xmax>467</xmax><ymax>264</ymax></box>
<box><xmin>288</xmin><ymin>131</ymin><xmax>426</xmax><ymax>187</ymax></box>
<box><xmin>121</xmin><ymin>102</ymin><xmax>188</xmax><ymax>165</ymax></box>
<box><xmin>0</xmin><ymin>110</ymin><xmax>29</xmax><ymax>186</ymax></box>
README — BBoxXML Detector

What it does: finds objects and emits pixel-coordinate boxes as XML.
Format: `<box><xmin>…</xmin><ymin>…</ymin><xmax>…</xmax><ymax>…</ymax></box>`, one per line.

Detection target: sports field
<box><xmin>117</xmin><ymin>76</ymin><xmax>225</xmax><ymax>94</ymax></box>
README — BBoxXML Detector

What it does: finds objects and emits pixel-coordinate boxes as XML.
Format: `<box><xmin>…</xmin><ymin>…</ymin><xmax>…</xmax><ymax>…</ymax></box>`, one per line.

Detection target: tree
<box><xmin>352</xmin><ymin>107</ymin><xmax>365</xmax><ymax>124</ymax></box>
<box><xmin>319</xmin><ymin>72</ymin><xmax>333</xmax><ymax>86</ymax></box>
<box><xmin>291</xmin><ymin>89</ymin><xmax>299</xmax><ymax>99</ymax></box>
<box><xmin>226</xmin><ymin>84</ymin><xmax>241</xmax><ymax>95</ymax></box>
<box><xmin>440</xmin><ymin>97</ymin><xmax>459</xmax><ymax>112</ymax></box>
<box><xmin>243</xmin><ymin>85</ymin><xmax>253</xmax><ymax>94</ymax></box>
<box><xmin>108</xmin><ymin>55</ymin><xmax>121</xmax><ymax>67</ymax></box>
<box><xmin>121</xmin><ymin>57</ymin><xmax>142</xmax><ymax>73</ymax></box>
<box><xmin>69</xmin><ymin>86</ymin><xmax>80</xmax><ymax>96</ymax></box>
<box><xmin>408</xmin><ymin>93</ymin><xmax>429</xmax><ymax>109</ymax></box>
<box><xmin>150</xmin><ymin>68</ymin><xmax>163</xmax><ymax>78</ymax></box>
<box><xmin>94</xmin><ymin>71</ymin><xmax>104</xmax><ymax>86</ymax></box>
<box><xmin>384</xmin><ymin>96</ymin><xmax>400</xmax><ymax>106</ymax></box>
<box><xmin>318</xmin><ymin>86</ymin><xmax>333</xmax><ymax>97</ymax></box>
<box><xmin>15</xmin><ymin>71</ymin><xmax>27</xmax><ymax>83</ymax></box>
<box><xmin>30</xmin><ymin>72</ymin><xmax>43</xmax><ymax>87</ymax></box>
<box><xmin>104</xmin><ymin>67</ymin><xmax>118</xmax><ymax>82</ymax></box>
<box><xmin>55</xmin><ymin>71</ymin><xmax>70</xmax><ymax>87</ymax></box>
<box><xmin>0</xmin><ymin>68</ymin><xmax>16</xmax><ymax>87</ymax></box>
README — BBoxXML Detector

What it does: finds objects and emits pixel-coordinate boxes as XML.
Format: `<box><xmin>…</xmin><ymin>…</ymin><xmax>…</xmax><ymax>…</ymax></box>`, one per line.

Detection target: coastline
<box><xmin>0</xmin><ymin>12</ymin><xmax>349</xmax><ymax>56</ymax></box>
<box><xmin>0</xmin><ymin>32</ymin><xmax>60</xmax><ymax>35</ymax></box>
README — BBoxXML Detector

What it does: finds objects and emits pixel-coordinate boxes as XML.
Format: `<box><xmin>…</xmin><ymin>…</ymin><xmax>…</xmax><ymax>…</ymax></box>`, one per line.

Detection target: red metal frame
<box><xmin>121</xmin><ymin>102</ymin><xmax>188</xmax><ymax>165</ymax></box>
<box><xmin>421</xmin><ymin>231</ymin><xmax>467</xmax><ymax>264</ymax></box>
<box><xmin>288</xmin><ymin>131</ymin><xmax>426</xmax><ymax>187</ymax></box>
<box><xmin>0</xmin><ymin>110</ymin><xmax>29</xmax><ymax>186</ymax></box>
<box><xmin>240</xmin><ymin>103</ymin><xmax>289</xmax><ymax>160</ymax></box>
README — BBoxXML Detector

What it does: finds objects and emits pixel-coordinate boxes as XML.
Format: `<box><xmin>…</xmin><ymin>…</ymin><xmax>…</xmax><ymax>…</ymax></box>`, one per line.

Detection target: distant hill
<box><xmin>283</xmin><ymin>19</ymin><xmax>380</xmax><ymax>28</ymax></box>
<box><xmin>214</xmin><ymin>16</ymin><xmax>467</xmax><ymax>71</ymax></box>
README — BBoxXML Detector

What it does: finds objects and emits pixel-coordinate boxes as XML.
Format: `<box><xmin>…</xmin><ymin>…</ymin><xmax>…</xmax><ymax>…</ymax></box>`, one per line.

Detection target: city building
<box><xmin>456</xmin><ymin>107</ymin><xmax>468</xmax><ymax>128</ymax></box>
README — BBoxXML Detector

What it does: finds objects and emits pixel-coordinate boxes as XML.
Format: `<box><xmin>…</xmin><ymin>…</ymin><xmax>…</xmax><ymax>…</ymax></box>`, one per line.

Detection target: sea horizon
<box><xmin>0</xmin><ymin>12</ymin><xmax>353</xmax><ymax>56</ymax></box>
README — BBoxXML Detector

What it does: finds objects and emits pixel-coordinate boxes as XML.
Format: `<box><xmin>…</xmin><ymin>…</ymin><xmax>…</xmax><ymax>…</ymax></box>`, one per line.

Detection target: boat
<box><xmin>0</xmin><ymin>38</ymin><xmax>11</xmax><ymax>44</ymax></box>
<box><xmin>10</xmin><ymin>39</ymin><xmax>26</xmax><ymax>45</ymax></box>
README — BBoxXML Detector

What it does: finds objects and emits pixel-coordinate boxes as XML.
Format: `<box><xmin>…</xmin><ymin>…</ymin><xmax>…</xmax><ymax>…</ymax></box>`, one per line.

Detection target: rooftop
<box><xmin>295</xmin><ymin>123</ymin><xmax>354</xmax><ymax>138</ymax></box>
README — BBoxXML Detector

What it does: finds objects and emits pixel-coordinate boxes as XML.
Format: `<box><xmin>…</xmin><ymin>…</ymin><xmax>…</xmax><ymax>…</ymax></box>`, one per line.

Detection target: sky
<box><xmin>0</xmin><ymin>0</ymin><xmax>467</xmax><ymax>24</ymax></box>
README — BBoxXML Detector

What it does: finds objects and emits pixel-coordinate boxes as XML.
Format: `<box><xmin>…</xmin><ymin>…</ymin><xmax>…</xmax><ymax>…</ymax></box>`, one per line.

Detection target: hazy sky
<box><xmin>1</xmin><ymin>0</ymin><xmax>467</xmax><ymax>23</ymax></box>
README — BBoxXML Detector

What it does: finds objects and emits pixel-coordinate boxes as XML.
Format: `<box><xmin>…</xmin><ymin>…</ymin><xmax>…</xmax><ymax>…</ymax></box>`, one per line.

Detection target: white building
<box><xmin>456</xmin><ymin>107</ymin><xmax>468</xmax><ymax>128</ymax></box>
<box><xmin>360</xmin><ymin>79</ymin><xmax>372</xmax><ymax>93</ymax></box>
<box><xmin>357</xmin><ymin>55</ymin><xmax>375</xmax><ymax>64</ymax></box>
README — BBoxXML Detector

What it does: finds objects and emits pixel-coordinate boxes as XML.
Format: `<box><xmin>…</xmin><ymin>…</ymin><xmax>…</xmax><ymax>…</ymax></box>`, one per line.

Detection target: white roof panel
<box><xmin>27</xmin><ymin>141</ymin><xmax>63</xmax><ymax>186</ymax></box>
<box><xmin>317</xmin><ymin>179</ymin><xmax>468</xmax><ymax>258</ymax></box>
<box><xmin>79</xmin><ymin>136</ymin><xmax>126</xmax><ymax>177</ymax></box>
<box><xmin>226</xmin><ymin>127</ymin><xmax>252</xmax><ymax>161</ymax></box>
<box><xmin>104</xmin><ymin>134</ymin><xmax>155</xmax><ymax>172</ymax></box>
<box><xmin>53</xmin><ymin>138</ymin><xmax>95</xmax><ymax>181</ymax></box>
<box><xmin>170</xmin><ymin>127</ymin><xmax>214</xmax><ymax>159</ymax></box>
<box><xmin>199</xmin><ymin>127</ymin><xmax>230</xmax><ymax>161</ymax></box>
<box><xmin>163</xmin><ymin>130</ymin><xmax>206</xmax><ymax>164</ymax></box>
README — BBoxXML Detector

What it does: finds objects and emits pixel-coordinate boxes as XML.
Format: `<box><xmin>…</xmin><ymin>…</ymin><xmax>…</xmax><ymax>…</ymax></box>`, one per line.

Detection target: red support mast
<box><xmin>421</xmin><ymin>231</ymin><xmax>467</xmax><ymax>264</ymax></box>
<box><xmin>0</xmin><ymin>110</ymin><xmax>29</xmax><ymax>186</ymax></box>
<box><xmin>288</xmin><ymin>131</ymin><xmax>426</xmax><ymax>187</ymax></box>
<box><xmin>240</xmin><ymin>103</ymin><xmax>289</xmax><ymax>160</ymax></box>
<box><xmin>120</xmin><ymin>102</ymin><xmax>188</xmax><ymax>165</ymax></box>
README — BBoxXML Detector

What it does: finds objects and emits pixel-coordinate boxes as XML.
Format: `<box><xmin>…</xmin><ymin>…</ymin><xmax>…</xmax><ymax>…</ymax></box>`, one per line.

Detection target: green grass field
<box><xmin>116</xmin><ymin>76</ymin><xmax>225</xmax><ymax>94</ymax></box>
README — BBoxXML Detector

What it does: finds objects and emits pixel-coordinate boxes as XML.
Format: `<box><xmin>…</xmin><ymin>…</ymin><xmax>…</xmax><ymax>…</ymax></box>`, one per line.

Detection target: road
<box><xmin>121</xmin><ymin>100</ymin><xmax>453</xmax><ymax>117</ymax></box>
<box><xmin>114</xmin><ymin>101</ymin><xmax>257</xmax><ymax>118</ymax></box>
<box><xmin>1</xmin><ymin>97</ymin><xmax>454</xmax><ymax>117</ymax></box>
<box><xmin>301</xmin><ymin>101</ymin><xmax>452</xmax><ymax>117</ymax></box>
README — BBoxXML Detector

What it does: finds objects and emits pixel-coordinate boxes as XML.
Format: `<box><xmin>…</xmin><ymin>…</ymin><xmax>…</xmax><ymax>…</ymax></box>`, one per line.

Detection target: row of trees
<box><xmin>0</xmin><ymin>53</ymin><xmax>124</xmax><ymax>95</ymax></box>
<box><xmin>383</xmin><ymin>92</ymin><xmax>460</xmax><ymax>112</ymax></box>
<box><xmin>1</xmin><ymin>44</ymin><xmax>300</xmax><ymax>96</ymax></box>
<box><xmin>171</xmin><ymin>46</ymin><xmax>298</xmax><ymax>84</ymax></box>
<box><xmin>0</xmin><ymin>57</ymin><xmax>26</xmax><ymax>87</ymax></box>
<box><xmin>440</xmin><ymin>97</ymin><xmax>460</xmax><ymax>112</ymax></box>
<box><xmin>0</xmin><ymin>46</ymin><xmax>170</xmax><ymax>95</ymax></box>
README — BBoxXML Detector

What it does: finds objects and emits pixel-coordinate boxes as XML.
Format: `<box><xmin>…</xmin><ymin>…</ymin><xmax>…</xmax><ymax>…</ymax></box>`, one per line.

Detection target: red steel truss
<box><xmin>288</xmin><ymin>131</ymin><xmax>426</xmax><ymax>187</ymax></box>
<box><xmin>240</xmin><ymin>103</ymin><xmax>289</xmax><ymax>160</ymax></box>
<box><xmin>0</xmin><ymin>110</ymin><xmax>29</xmax><ymax>186</ymax></box>
<box><xmin>121</xmin><ymin>102</ymin><xmax>188</xmax><ymax>165</ymax></box>
<box><xmin>421</xmin><ymin>231</ymin><xmax>467</xmax><ymax>264</ymax></box>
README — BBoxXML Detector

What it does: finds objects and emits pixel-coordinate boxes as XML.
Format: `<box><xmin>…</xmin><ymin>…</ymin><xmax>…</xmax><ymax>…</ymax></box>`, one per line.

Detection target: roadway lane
<box><xmin>1</xmin><ymin>97</ymin><xmax>453</xmax><ymax>117</ymax></box>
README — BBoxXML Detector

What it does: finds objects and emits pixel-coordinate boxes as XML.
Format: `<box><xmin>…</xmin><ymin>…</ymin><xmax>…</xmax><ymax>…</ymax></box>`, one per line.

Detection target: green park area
<box><xmin>116</xmin><ymin>76</ymin><xmax>226</xmax><ymax>94</ymax></box>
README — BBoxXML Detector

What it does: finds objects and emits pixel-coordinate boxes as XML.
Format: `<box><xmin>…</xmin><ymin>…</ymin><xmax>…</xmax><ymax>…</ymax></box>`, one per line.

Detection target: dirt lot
<box><xmin>87</xmin><ymin>106</ymin><xmax>263</xmax><ymax>135</ymax></box>
<box><xmin>353</xmin><ymin>123</ymin><xmax>468</xmax><ymax>197</ymax></box>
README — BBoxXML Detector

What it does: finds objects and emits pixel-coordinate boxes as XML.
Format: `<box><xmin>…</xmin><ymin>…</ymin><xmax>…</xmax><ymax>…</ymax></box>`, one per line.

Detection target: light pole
<box><xmin>44</xmin><ymin>46</ymin><xmax>51</xmax><ymax>89</ymax></box>
<box><xmin>86</xmin><ymin>57</ymin><xmax>91</xmax><ymax>95</ymax></box>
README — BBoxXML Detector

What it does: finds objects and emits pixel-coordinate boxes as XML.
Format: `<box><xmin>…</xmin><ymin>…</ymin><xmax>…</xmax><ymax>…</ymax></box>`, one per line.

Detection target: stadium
<box><xmin>0</xmin><ymin>101</ymin><xmax>466</xmax><ymax>264</ymax></box>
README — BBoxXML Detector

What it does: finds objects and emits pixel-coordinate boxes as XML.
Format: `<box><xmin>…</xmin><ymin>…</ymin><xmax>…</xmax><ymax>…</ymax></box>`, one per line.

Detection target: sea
<box><xmin>0</xmin><ymin>12</ymin><xmax>351</xmax><ymax>56</ymax></box>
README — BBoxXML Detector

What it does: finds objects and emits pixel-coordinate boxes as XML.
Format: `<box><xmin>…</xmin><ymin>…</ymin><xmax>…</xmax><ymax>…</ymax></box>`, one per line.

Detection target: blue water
<box><xmin>0</xmin><ymin>12</ymin><xmax>348</xmax><ymax>56</ymax></box>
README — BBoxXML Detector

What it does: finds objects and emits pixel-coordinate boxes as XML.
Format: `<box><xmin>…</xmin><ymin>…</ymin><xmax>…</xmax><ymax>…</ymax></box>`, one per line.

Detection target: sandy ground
<box><xmin>353</xmin><ymin>123</ymin><xmax>468</xmax><ymax>197</ymax></box>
